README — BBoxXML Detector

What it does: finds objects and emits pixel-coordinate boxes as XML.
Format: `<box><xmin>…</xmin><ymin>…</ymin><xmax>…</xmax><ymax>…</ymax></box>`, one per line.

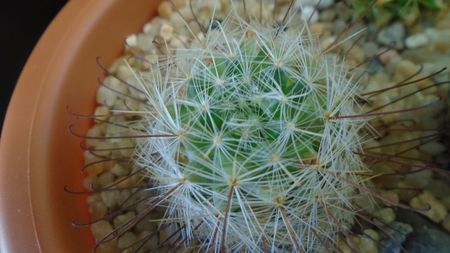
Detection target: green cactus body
<box><xmin>136</xmin><ymin>13</ymin><xmax>371</xmax><ymax>253</ymax></box>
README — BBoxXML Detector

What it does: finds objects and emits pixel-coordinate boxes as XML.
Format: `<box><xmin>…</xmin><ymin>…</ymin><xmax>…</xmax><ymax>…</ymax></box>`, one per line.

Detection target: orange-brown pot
<box><xmin>0</xmin><ymin>1</ymin><xmax>162</xmax><ymax>252</ymax></box>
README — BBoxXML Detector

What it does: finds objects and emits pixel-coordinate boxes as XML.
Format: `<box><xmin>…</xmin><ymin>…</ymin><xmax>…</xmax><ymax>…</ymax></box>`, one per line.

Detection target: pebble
<box><xmin>91</xmin><ymin>220</ymin><xmax>114</xmax><ymax>239</ymax></box>
<box><xmin>125</xmin><ymin>34</ymin><xmax>137</xmax><ymax>47</ymax></box>
<box><xmin>159</xmin><ymin>23</ymin><xmax>174</xmax><ymax>41</ymax></box>
<box><xmin>172</xmin><ymin>0</ymin><xmax>186</xmax><ymax>8</ymax></box>
<box><xmin>136</xmin><ymin>34</ymin><xmax>154</xmax><ymax>51</ymax></box>
<box><xmin>98</xmin><ymin>172</ymin><xmax>115</xmax><ymax>187</ymax></box>
<box><xmin>405</xmin><ymin>33</ymin><xmax>429</xmax><ymax>48</ymax></box>
<box><xmin>94</xmin><ymin>106</ymin><xmax>110</xmax><ymax>122</ymax></box>
<box><xmin>378</xmin><ymin>48</ymin><xmax>400</xmax><ymax>65</ymax></box>
<box><xmin>374</xmin><ymin>208</ymin><xmax>396</xmax><ymax>224</ymax></box>
<box><xmin>319</xmin><ymin>9</ymin><xmax>336</xmax><ymax>22</ymax></box>
<box><xmin>363</xmin><ymin>229</ymin><xmax>380</xmax><ymax>241</ymax></box>
<box><xmin>117</xmin><ymin>232</ymin><xmax>138</xmax><ymax>250</ymax></box>
<box><xmin>157</xmin><ymin>1</ymin><xmax>173</xmax><ymax>19</ymax></box>
<box><xmin>377</xmin><ymin>22</ymin><xmax>406</xmax><ymax>50</ymax></box>
<box><xmin>116</xmin><ymin>65</ymin><xmax>134</xmax><ymax>80</ymax></box>
<box><xmin>380</xmin><ymin>222</ymin><xmax>413</xmax><ymax>253</ymax></box>
<box><xmin>96</xmin><ymin>85</ymin><xmax>117</xmax><ymax>107</ymax></box>
<box><xmin>410</xmin><ymin>191</ymin><xmax>447</xmax><ymax>223</ymax></box>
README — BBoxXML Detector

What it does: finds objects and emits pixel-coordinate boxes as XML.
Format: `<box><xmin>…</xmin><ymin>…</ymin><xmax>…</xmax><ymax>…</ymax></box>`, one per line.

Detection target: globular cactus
<box><xmin>134</xmin><ymin>9</ymin><xmax>371</xmax><ymax>252</ymax></box>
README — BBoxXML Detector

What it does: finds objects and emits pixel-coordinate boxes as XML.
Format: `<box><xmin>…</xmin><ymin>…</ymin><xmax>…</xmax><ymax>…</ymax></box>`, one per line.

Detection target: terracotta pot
<box><xmin>0</xmin><ymin>1</ymin><xmax>162</xmax><ymax>252</ymax></box>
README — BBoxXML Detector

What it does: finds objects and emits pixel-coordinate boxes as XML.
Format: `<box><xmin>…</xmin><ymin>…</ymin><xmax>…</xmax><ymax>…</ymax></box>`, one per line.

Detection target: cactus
<box><xmin>133</xmin><ymin>9</ymin><xmax>372</xmax><ymax>252</ymax></box>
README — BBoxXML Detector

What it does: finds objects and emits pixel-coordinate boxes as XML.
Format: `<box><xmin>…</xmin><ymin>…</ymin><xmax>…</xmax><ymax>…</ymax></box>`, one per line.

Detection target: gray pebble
<box><xmin>377</xmin><ymin>22</ymin><xmax>406</xmax><ymax>50</ymax></box>
<box><xmin>405</xmin><ymin>33</ymin><xmax>429</xmax><ymax>48</ymax></box>
<box><xmin>380</xmin><ymin>221</ymin><xmax>413</xmax><ymax>253</ymax></box>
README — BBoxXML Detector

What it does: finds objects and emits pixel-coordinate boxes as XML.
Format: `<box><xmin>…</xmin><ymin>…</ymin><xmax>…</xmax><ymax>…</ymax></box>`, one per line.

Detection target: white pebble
<box><xmin>137</xmin><ymin>33</ymin><xmax>154</xmax><ymax>52</ymax></box>
<box><xmin>143</xmin><ymin>22</ymin><xmax>153</xmax><ymax>34</ymax></box>
<box><xmin>159</xmin><ymin>23</ymin><xmax>174</xmax><ymax>41</ymax></box>
<box><xmin>125</xmin><ymin>34</ymin><xmax>137</xmax><ymax>47</ymax></box>
<box><xmin>96</xmin><ymin>85</ymin><xmax>117</xmax><ymax>107</ymax></box>
<box><xmin>405</xmin><ymin>33</ymin><xmax>429</xmax><ymax>48</ymax></box>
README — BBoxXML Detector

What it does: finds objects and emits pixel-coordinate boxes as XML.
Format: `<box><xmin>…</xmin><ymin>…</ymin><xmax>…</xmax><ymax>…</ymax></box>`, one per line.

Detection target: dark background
<box><xmin>0</xmin><ymin>1</ymin><xmax>68</xmax><ymax>134</ymax></box>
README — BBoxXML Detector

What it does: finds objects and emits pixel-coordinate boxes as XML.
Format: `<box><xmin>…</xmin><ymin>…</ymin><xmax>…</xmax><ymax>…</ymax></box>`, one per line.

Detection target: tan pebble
<box><xmin>158</xmin><ymin>1</ymin><xmax>173</xmax><ymax>19</ymax></box>
<box><xmin>101</xmin><ymin>190</ymin><xmax>118</xmax><ymax>208</ymax></box>
<box><xmin>96</xmin><ymin>85</ymin><xmax>117</xmax><ymax>107</ymax></box>
<box><xmin>91</xmin><ymin>220</ymin><xmax>114</xmax><ymax>239</ymax></box>
<box><xmin>320</xmin><ymin>36</ymin><xmax>336</xmax><ymax>51</ymax></box>
<box><xmin>170</xmin><ymin>37</ymin><xmax>185</xmax><ymax>48</ymax></box>
<box><xmin>114</xmin><ymin>211</ymin><xmax>136</xmax><ymax>228</ymax></box>
<box><xmin>110</xmin><ymin>163</ymin><xmax>129</xmax><ymax>177</ymax></box>
<box><xmin>116</xmin><ymin>64</ymin><xmax>134</xmax><ymax>81</ymax></box>
<box><xmin>144</xmin><ymin>54</ymin><xmax>158</xmax><ymax>64</ymax></box>
<box><xmin>410</xmin><ymin>191</ymin><xmax>447</xmax><ymax>223</ymax></box>
<box><xmin>118</xmin><ymin>139</ymin><xmax>135</xmax><ymax>157</ymax></box>
<box><xmin>337</xmin><ymin>238</ymin><xmax>352</xmax><ymax>253</ymax></box>
<box><xmin>358</xmin><ymin>236</ymin><xmax>378</xmax><ymax>253</ymax></box>
<box><xmin>378</xmin><ymin>48</ymin><xmax>400</xmax><ymax>65</ymax></box>
<box><xmin>394</xmin><ymin>60</ymin><xmax>420</xmax><ymax>78</ymax></box>
<box><xmin>118</xmin><ymin>232</ymin><xmax>138</xmax><ymax>250</ymax></box>
<box><xmin>90</xmin><ymin>201</ymin><xmax>108</xmax><ymax>219</ymax></box>
<box><xmin>348</xmin><ymin>46</ymin><xmax>365</xmax><ymax>63</ymax></box>
<box><xmin>125</xmin><ymin>97</ymin><xmax>141</xmax><ymax>111</ymax></box>
<box><xmin>173</xmin><ymin>0</ymin><xmax>186</xmax><ymax>8</ymax></box>
<box><xmin>96</xmin><ymin>239</ymin><xmax>117</xmax><ymax>253</ymax></box>
<box><xmin>98</xmin><ymin>172</ymin><xmax>115</xmax><ymax>187</ymax></box>
<box><xmin>85</xmin><ymin>124</ymin><xmax>106</xmax><ymax>143</ymax></box>
<box><xmin>94</xmin><ymin>106</ymin><xmax>111</xmax><ymax>122</ymax></box>
<box><xmin>363</xmin><ymin>229</ymin><xmax>380</xmax><ymax>241</ymax></box>
<box><xmin>116</xmin><ymin>190</ymin><xmax>133</xmax><ymax>205</ymax></box>
<box><xmin>374</xmin><ymin>208</ymin><xmax>396</xmax><ymax>224</ymax></box>
<box><xmin>84</xmin><ymin>149</ymin><xmax>101</xmax><ymax>164</ymax></box>
<box><xmin>83</xmin><ymin>176</ymin><xmax>99</xmax><ymax>190</ymax></box>
<box><xmin>309</xmin><ymin>23</ymin><xmax>326</xmax><ymax>36</ymax></box>
<box><xmin>117</xmin><ymin>175</ymin><xmax>137</xmax><ymax>188</ymax></box>
<box><xmin>160</xmin><ymin>23</ymin><xmax>174</xmax><ymax>41</ymax></box>
<box><xmin>136</xmin><ymin>219</ymin><xmax>156</xmax><ymax>233</ymax></box>
<box><xmin>95</xmin><ymin>140</ymin><xmax>114</xmax><ymax>157</ymax></box>
<box><xmin>86</xmin><ymin>194</ymin><xmax>101</xmax><ymax>204</ymax></box>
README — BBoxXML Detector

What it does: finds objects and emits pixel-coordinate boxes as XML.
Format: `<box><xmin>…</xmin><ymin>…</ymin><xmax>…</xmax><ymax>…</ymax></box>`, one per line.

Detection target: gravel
<box><xmin>82</xmin><ymin>1</ymin><xmax>450</xmax><ymax>252</ymax></box>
